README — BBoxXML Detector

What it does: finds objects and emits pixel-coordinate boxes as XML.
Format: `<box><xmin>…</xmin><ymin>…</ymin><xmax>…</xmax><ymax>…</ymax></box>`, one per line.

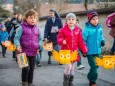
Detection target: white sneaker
<box><xmin>77</xmin><ymin>65</ymin><xmax>85</xmax><ymax>70</ymax></box>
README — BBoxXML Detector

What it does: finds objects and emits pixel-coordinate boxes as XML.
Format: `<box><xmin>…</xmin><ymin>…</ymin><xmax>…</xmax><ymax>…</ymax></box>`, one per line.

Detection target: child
<box><xmin>14</xmin><ymin>9</ymin><xmax>42</xmax><ymax>86</ymax></box>
<box><xmin>57</xmin><ymin>13</ymin><xmax>87</xmax><ymax>86</ymax></box>
<box><xmin>76</xmin><ymin>19</ymin><xmax>85</xmax><ymax>70</ymax></box>
<box><xmin>9</xmin><ymin>23</ymin><xmax>20</xmax><ymax>61</ymax></box>
<box><xmin>8</xmin><ymin>13</ymin><xmax>18</xmax><ymax>33</ymax></box>
<box><xmin>44</xmin><ymin>8</ymin><xmax>63</xmax><ymax>64</ymax></box>
<box><xmin>0</xmin><ymin>25</ymin><xmax>9</xmax><ymax>57</ymax></box>
<box><xmin>36</xmin><ymin>38</ymin><xmax>43</xmax><ymax>67</ymax></box>
<box><xmin>82</xmin><ymin>10</ymin><xmax>105</xmax><ymax>86</ymax></box>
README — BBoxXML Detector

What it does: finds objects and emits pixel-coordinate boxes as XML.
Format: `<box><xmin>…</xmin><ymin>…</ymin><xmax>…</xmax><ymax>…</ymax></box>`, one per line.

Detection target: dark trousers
<box><xmin>1</xmin><ymin>45</ymin><xmax>7</xmax><ymax>56</ymax></box>
<box><xmin>87</xmin><ymin>54</ymin><xmax>99</xmax><ymax>85</ymax></box>
<box><xmin>111</xmin><ymin>39</ymin><xmax>115</xmax><ymax>54</ymax></box>
<box><xmin>22</xmin><ymin>56</ymin><xmax>36</xmax><ymax>83</ymax></box>
<box><xmin>13</xmin><ymin>51</ymin><xmax>17</xmax><ymax>58</ymax></box>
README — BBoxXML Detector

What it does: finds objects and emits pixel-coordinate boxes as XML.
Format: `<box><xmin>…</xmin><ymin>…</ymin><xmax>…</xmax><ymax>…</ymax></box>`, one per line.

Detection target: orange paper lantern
<box><xmin>42</xmin><ymin>41</ymin><xmax>53</xmax><ymax>51</ymax></box>
<box><xmin>95</xmin><ymin>55</ymin><xmax>115</xmax><ymax>69</ymax></box>
<box><xmin>2</xmin><ymin>41</ymin><xmax>11</xmax><ymax>47</ymax></box>
<box><xmin>7</xmin><ymin>44</ymin><xmax>16</xmax><ymax>51</ymax></box>
<box><xmin>17</xmin><ymin>53</ymin><xmax>28</xmax><ymax>68</ymax></box>
<box><xmin>53</xmin><ymin>50</ymin><xmax>78</xmax><ymax>64</ymax></box>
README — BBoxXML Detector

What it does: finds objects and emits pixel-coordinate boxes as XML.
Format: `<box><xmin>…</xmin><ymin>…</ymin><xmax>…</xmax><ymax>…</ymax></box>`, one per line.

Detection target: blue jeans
<box><xmin>36</xmin><ymin>51</ymin><xmax>42</xmax><ymax>64</ymax></box>
<box><xmin>111</xmin><ymin>39</ymin><xmax>115</xmax><ymax>54</ymax></box>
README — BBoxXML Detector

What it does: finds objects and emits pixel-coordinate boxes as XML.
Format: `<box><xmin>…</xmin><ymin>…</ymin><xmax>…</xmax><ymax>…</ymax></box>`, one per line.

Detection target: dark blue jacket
<box><xmin>44</xmin><ymin>17</ymin><xmax>63</xmax><ymax>44</ymax></box>
<box><xmin>8</xmin><ymin>17</ymin><xmax>18</xmax><ymax>33</ymax></box>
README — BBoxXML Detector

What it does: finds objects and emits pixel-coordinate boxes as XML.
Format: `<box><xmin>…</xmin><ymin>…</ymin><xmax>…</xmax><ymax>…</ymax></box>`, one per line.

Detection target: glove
<box><xmin>101</xmin><ymin>40</ymin><xmax>105</xmax><ymax>47</ymax></box>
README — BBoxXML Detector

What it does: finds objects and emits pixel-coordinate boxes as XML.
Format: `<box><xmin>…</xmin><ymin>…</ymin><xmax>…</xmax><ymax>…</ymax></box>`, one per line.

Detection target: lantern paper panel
<box><xmin>17</xmin><ymin>53</ymin><xmax>28</xmax><ymax>68</ymax></box>
<box><xmin>53</xmin><ymin>50</ymin><xmax>78</xmax><ymax>64</ymax></box>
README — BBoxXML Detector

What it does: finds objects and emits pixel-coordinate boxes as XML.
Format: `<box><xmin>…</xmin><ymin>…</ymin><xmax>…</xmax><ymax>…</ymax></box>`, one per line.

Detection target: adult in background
<box><xmin>109</xmin><ymin>14</ymin><xmax>115</xmax><ymax>55</ymax></box>
<box><xmin>8</xmin><ymin>13</ymin><xmax>18</xmax><ymax>33</ymax></box>
<box><xmin>4</xmin><ymin>17</ymin><xmax>11</xmax><ymax>34</ymax></box>
<box><xmin>44</xmin><ymin>8</ymin><xmax>63</xmax><ymax>64</ymax></box>
<box><xmin>17</xmin><ymin>14</ymin><xmax>23</xmax><ymax>24</ymax></box>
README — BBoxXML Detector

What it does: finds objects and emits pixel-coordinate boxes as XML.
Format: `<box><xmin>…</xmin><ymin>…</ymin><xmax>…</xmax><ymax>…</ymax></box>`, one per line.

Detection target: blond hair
<box><xmin>24</xmin><ymin>9</ymin><xmax>38</xmax><ymax>20</ymax></box>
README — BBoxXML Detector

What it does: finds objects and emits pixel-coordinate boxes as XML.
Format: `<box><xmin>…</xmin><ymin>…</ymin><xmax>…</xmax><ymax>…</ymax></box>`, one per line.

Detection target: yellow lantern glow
<box><xmin>7</xmin><ymin>44</ymin><xmax>16</xmax><ymax>51</ymax></box>
<box><xmin>95</xmin><ymin>55</ymin><xmax>115</xmax><ymax>69</ymax></box>
<box><xmin>2</xmin><ymin>41</ymin><xmax>11</xmax><ymax>47</ymax></box>
<box><xmin>52</xmin><ymin>50</ymin><xmax>78</xmax><ymax>64</ymax></box>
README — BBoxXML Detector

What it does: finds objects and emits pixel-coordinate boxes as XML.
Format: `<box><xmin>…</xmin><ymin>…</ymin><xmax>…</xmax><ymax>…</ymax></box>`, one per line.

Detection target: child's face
<box><xmin>90</xmin><ymin>16</ymin><xmax>99</xmax><ymax>26</ymax></box>
<box><xmin>18</xmin><ymin>15</ymin><xmax>22</xmax><ymax>20</ymax></box>
<box><xmin>67</xmin><ymin>17</ymin><xmax>76</xmax><ymax>27</ymax></box>
<box><xmin>1</xmin><ymin>28</ymin><xmax>6</xmax><ymax>32</ymax></box>
<box><xmin>26</xmin><ymin>15</ymin><xmax>37</xmax><ymax>25</ymax></box>
<box><xmin>14</xmin><ymin>14</ymin><xmax>18</xmax><ymax>18</ymax></box>
<box><xmin>76</xmin><ymin>21</ymin><xmax>79</xmax><ymax>25</ymax></box>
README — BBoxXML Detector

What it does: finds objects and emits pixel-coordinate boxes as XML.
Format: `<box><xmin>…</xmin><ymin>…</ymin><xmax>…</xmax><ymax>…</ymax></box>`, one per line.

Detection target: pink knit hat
<box><xmin>87</xmin><ymin>10</ymin><xmax>98</xmax><ymax>21</ymax></box>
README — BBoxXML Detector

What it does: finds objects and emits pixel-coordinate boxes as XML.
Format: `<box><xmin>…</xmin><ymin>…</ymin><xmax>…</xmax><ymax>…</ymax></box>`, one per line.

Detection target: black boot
<box><xmin>48</xmin><ymin>51</ymin><xmax>52</xmax><ymax>64</ymax></box>
<box><xmin>48</xmin><ymin>56</ymin><xmax>51</xmax><ymax>64</ymax></box>
<box><xmin>63</xmin><ymin>74</ymin><xmax>70</xmax><ymax>86</ymax></box>
<box><xmin>68</xmin><ymin>75</ymin><xmax>74</xmax><ymax>86</ymax></box>
<box><xmin>2</xmin><ymin>53</ymin><xmax>6</xmax><ymax>58</ymax></box>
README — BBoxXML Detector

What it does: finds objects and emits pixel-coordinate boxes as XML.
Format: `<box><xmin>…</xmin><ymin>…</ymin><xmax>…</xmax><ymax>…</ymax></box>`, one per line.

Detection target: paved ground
<box><xmin>0</xmin><ymin>50</ymin><xmax>115</xmax><ymax>86</ymax></box>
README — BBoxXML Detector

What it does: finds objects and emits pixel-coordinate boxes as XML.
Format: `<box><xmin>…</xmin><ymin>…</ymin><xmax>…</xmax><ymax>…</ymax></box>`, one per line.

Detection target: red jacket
<box><xmin>57</xmin><ymin>24</ymin><xmax>87</xmax><ymax>56</ymax></box>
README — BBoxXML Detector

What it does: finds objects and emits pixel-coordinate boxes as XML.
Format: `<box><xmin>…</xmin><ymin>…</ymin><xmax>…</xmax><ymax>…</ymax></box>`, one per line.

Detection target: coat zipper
<box><xmin>72</xmin><ymin>30</ymin><xmax>74</xmax><ymax>51</ymax></box>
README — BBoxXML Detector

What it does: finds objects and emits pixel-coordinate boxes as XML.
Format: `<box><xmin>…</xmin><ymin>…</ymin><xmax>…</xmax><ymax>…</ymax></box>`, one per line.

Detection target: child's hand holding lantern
<box><xmin>17</xmin><ymin>46</ymin><xmax>22</xmax><ymax>53</ymax></box>
<box><xmin>63</xmin><ymin>40</ymin><xmax>66</xmax><ymax>44</ymax></box>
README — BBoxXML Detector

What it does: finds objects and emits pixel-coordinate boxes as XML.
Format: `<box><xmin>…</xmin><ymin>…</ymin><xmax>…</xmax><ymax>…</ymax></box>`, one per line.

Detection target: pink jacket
<box><xmin>57</xmin><ymin>24</ymin><xmax>87</xmax><ymax>61</ymax></box>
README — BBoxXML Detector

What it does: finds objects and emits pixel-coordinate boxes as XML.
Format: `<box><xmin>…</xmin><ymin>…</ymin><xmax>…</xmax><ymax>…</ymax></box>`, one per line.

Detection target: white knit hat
<box><xmin>66</xmin><ymin>13</ymin><xmax>76</xmax><ymax>22</ymax></box>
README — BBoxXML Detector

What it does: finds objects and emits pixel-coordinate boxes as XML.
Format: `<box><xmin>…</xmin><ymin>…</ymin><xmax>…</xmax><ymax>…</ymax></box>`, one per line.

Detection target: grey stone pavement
<box><xmin>0</xmin><ymin>50</ymin><xmax>115</xmax><ymax>86</ymax></box>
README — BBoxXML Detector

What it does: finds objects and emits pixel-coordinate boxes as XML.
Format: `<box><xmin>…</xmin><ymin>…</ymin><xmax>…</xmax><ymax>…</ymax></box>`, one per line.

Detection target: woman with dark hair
<box><xmin>44</xmin><ymin>8</ymin><xmax>63</xmax><ymax>64</ymax></box>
